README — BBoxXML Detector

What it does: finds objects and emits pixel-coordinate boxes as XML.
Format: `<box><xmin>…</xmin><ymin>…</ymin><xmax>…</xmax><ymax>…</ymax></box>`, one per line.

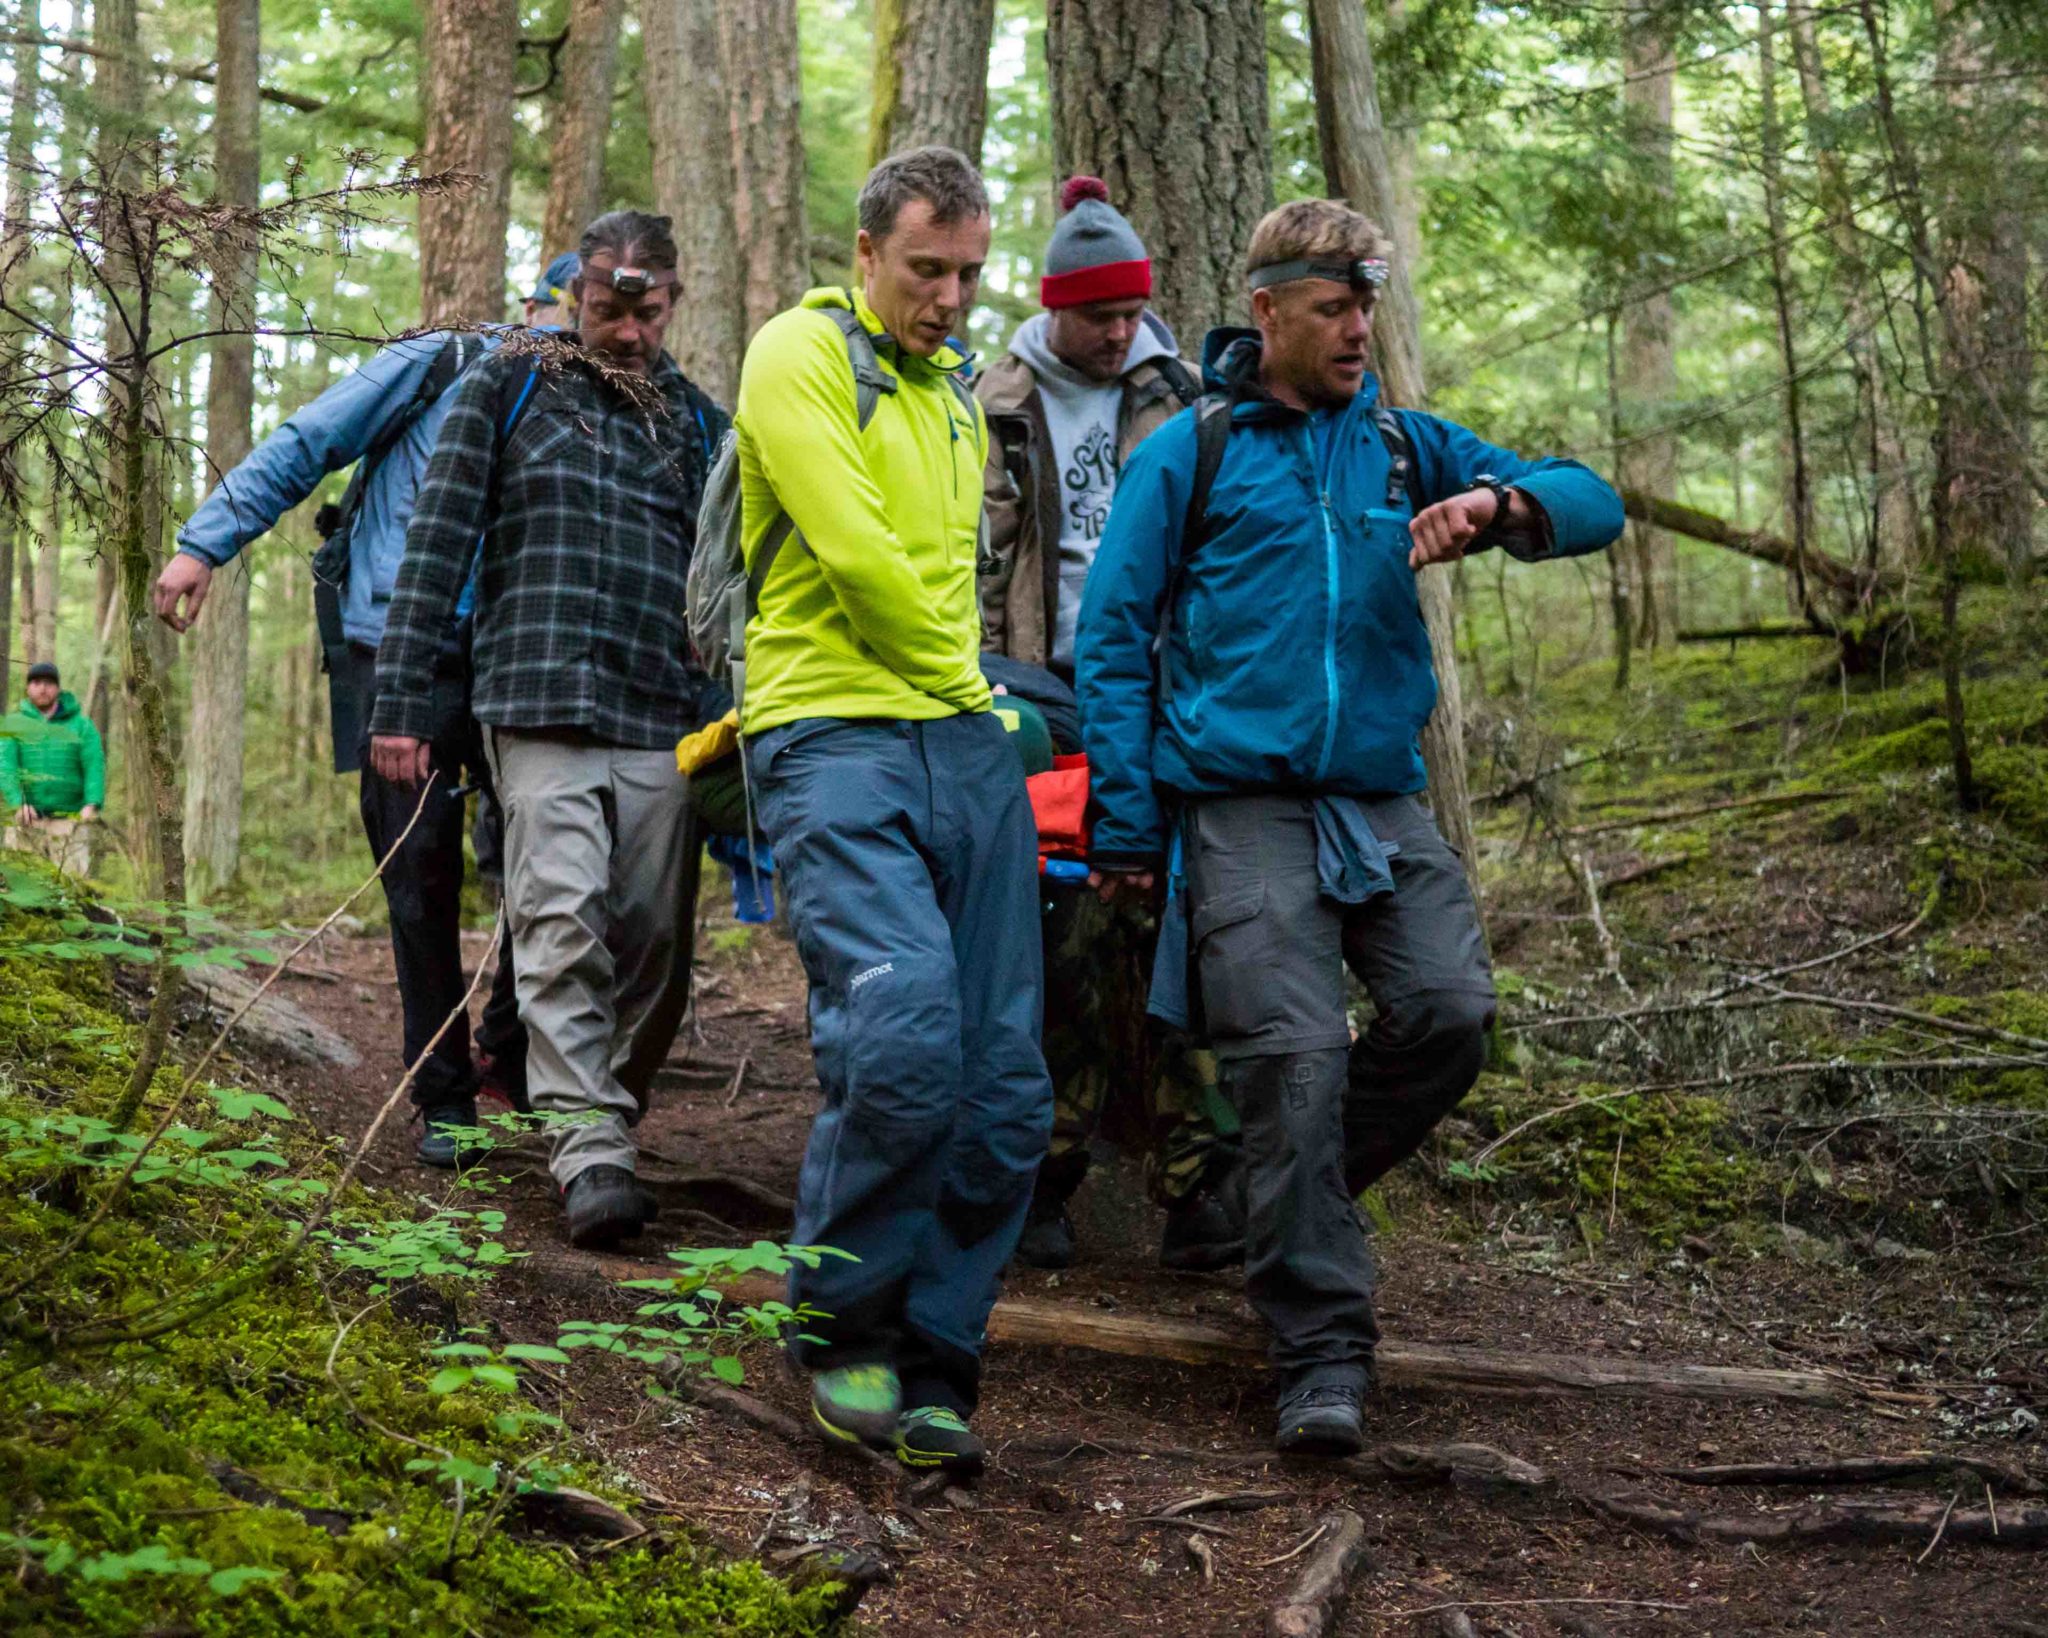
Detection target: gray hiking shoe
<box><xmin>1274</xmin><ymin>1380</ymin><xmax>1366</xmax><ymax>1457</ymax></box>
<box><xmin>562</xmin><ymin>1164</ymin><xmax>658</xmax><ymax>1250</ymax></box>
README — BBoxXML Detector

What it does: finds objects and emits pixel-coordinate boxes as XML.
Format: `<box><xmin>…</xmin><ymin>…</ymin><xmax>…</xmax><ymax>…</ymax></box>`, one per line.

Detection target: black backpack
<box><xmin>310</xmin><ymin>335</ymin><xmax>542</xmax><ymax>671</ymax></box>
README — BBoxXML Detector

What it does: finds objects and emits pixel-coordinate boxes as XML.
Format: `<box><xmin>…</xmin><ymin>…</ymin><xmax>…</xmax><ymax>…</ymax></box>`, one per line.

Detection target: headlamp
<box><xmin>1247</xmin><ymin>256</ymin><xmax>1391</xmax><ymax>293</ymax></box>
<box><xmin>582</xmin><ymin>264</ymin><xmax>676</xmax><ymax>298</ymax></box>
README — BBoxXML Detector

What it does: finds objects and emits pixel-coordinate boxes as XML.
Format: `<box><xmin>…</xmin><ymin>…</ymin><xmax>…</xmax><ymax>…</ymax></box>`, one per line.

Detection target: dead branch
<box><xmin>1569</xmin><ymin>787</ymin><xmax>1849</xmax><ymax>837</ymax></box>
<box><xmin>1645</xmin><ymin>1452</ymin><xmax>2044</xmax><ymax>1495</ymax></box>
<box><xmin>1265</xmin><ymin>1508</ymin><xmax>1369</xmax><ymax>1638</ymax></box>
<box><xmin>514</xmin><ymin>1486</ymin><xmax>648</xmax><ymax>1543</ymax></box>
<box><xmin>1582</xmin><ymin>1484</ymin><xmax>2048</xmax><ymax>1549</ymax></box>
<box><xmin>1159</xmin><ymin>1488</ymin><xmax>1296</xmax><ymax>1517</ymax></box>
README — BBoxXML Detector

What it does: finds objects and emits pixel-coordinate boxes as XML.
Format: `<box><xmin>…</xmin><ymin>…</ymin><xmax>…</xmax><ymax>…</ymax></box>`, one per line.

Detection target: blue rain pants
<box><xmin>746</xmin><ymin>711</ymin><xmax>1053</xmax><ymax>1415</ymax></box>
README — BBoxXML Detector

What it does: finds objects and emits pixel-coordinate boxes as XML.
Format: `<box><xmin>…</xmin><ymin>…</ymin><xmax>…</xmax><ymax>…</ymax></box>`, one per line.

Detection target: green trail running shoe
<box><xmin>811</xmin><ymin>1364</ymin><xmax>901</xmax><ymax>1448</ymax></box>
<box><xmin>894</xmin><ymin>1406</ymin><xmax>986</xmax><ymax>1477</ymax></box>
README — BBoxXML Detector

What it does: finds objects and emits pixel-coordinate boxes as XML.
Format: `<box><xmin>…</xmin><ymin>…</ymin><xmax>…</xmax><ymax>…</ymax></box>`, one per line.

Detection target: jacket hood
<box><xmin>1007</xmin><ymin>307</ymin><xmax>1176</xmax><ymax>387</ymax></box>
<box><xmin>17</xmin><ymin>689</ymin><xmax>81</xmax><ymax>721</ymax></box>
<box><xmin>801</xmin><ymin>285</ymin><xmax>974</xmax><ymax>379</ymax></box>
<box><xmin>1198</xmin><ymin>326</ymin><xmax>1383</xmax><ymax>420</ymax></box>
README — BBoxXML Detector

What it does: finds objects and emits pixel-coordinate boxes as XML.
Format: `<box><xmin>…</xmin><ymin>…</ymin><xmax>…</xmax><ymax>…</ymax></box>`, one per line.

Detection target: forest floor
<box><xmin>261</xmin><ymin>643</ymin><xmax>2048</xmax><ymax>1638</ymax></box>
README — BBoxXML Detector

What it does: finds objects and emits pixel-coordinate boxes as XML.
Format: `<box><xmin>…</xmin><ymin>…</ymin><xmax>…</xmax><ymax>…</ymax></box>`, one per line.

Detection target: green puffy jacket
<box><xmin>0</xmin><ymin>691</ymin><xmax>106</xmax><ymax>817</ymax></box>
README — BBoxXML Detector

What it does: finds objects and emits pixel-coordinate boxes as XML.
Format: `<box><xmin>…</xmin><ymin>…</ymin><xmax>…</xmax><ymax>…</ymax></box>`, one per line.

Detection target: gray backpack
<box><xmin>687</xmin><ymin>295</ymin><xmax>977</xmax><ymax>709</ymax></box>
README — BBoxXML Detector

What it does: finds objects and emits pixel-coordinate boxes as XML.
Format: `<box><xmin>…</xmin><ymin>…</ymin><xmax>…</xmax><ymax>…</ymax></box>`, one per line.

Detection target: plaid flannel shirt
<box><xmin>370</xmin><ymin>347</ymin><xmax>726</xmax><ymax>750</ymax></box>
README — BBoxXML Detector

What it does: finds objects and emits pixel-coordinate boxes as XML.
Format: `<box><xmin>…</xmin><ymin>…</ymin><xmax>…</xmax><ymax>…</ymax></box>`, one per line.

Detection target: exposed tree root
<box><xmin>1642</xmin><ymin>1452</ymin><xmax>2045</xmax><ymax>1495</ymax></box>
<box><xmin>1265</xmin><ymin>1507</ymin><xmax>1369</xmax><ymax>1638</ymax></box>
<box><xmin>1582</xmin><ymin>1485</ymin><xmax>2048</xmax><ymax>1549</ymax></box>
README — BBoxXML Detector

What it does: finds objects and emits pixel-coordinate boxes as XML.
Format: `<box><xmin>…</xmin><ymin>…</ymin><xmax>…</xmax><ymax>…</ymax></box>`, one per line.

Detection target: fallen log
<box><xmin>981</xmin><ymin>1294</ymin><xmax>1851</xmax><ymax>1406</ymax></box>
<box><xmin>586</xmin><ymin>1259</ymin><xmax>1854</xmax><ymax>1407</ymax></box>
<box><xmin>1265</xmin><ymin>1508</ymin><xmax>1370</xmax><ymax>1638</ymax></box>
<box><xmin>1619</xmin><ymin>491</ymin><xmax>1881</xmax><ymax>599</ymax></box>
<box><xmin>1583</xmin><ymin>1485</ymin><xmax>2048</xmax><ymax>1549</ymax></box>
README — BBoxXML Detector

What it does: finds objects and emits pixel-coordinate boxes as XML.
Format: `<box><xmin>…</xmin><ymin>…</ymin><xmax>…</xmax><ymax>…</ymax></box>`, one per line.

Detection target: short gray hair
<box><xmin>578</xmin><ymin>209</ymin><xmax>678</xmax><ymax>273</ymax></box>
<box><xmin>858</xmin><ymin>146</ymin><xmax>990</xmax><ymax>241</ymax></box>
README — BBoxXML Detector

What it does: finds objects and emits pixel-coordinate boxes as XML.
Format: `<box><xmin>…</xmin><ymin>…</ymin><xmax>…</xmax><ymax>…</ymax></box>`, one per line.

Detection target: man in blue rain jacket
<box><xmin>1076</xmin><ymin>199</ymin><xmax>1623</xmax><ymax>1458</ymax></box>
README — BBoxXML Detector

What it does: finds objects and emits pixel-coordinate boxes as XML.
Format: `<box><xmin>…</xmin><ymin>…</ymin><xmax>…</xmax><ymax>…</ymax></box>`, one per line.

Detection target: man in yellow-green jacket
<box><xmin>736</xmin><ymin>146</ymin><xmax>1052</xmax><ymax>1479</ymax></box>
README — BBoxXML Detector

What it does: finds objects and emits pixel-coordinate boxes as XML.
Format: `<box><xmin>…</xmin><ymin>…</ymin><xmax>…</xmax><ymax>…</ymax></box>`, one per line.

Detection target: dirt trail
<box><xmin>260</xmin><ymin>924</ymin><xmax>2047</xmax><ymax>1636</ymax></box>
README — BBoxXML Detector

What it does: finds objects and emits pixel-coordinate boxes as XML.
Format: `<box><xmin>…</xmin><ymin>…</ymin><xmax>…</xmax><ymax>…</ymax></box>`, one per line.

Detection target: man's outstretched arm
<box><xmin>157</xmin><ymin>332</ymin><xmax>450</xmax><ymax>631</ymax></box>
<box><xmin>1398</xmin><ymin>411</ymin><xmax>1624</xmax><ymax>568</ymax></box>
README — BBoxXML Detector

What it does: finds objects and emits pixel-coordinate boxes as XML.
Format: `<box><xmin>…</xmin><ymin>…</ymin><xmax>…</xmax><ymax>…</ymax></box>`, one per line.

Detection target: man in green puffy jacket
<box><xmin>1</xmin><ymin>662</ymin><xmax>105</xmax><ymax>877</ymax></box>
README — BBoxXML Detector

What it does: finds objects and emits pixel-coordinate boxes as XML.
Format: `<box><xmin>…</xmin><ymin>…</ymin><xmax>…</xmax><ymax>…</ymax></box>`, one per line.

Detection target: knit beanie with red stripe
<box><xmin>1039</xmin><ymin>176</ymin><xmax>1152</xmax><ymax>309</ymax></box>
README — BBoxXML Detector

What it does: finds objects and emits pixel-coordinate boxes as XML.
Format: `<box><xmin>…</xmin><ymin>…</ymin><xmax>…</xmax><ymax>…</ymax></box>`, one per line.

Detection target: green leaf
<box><xmin>427</xmin><ymin>1367</ymin><xmax>473</xmax><ymax>1394</ymax></box>
<box><xmin>502</xmin><ymin>1343</ymin><xmax>570</xmax><ymax>1365</ymax></box>
<box><xmin>207</xmin><ymin>1566</ymin><xmax>282</xmax><ymax>1596</ymax></box>
<box><xmin>709</xmin><ymin>1354</ymin><xmax>746</xmax><ymax>1386</ymax></box>
<box><xmin>209</xmin><ymin>1088</ymin><xmax>296</xmax><ymax>1122</ymax></box>
<box><xmin>430</xmin><ymin>1341</ymin><xmax>494</xmax><ymax>1359</ymax></box>
<box><xmin>470</xmin><ymin>1364</ymin><xmax>520</xmax><ymax>1392</ymax></box>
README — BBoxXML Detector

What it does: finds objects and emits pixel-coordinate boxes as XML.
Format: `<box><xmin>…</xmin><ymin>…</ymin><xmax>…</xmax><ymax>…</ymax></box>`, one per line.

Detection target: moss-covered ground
<box><xmin>1426</xmin><ymin>588</ymin><xmax>2048</xmax><ymax>1250</ymax></box>
<box><xmin>0</xmin><ymin>867</ymin><xmax>834</xmax><ymax>1637</ymax></box>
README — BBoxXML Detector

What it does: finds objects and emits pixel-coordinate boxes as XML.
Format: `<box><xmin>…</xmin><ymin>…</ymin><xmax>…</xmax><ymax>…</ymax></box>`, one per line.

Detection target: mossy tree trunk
<box><xmin>539</xmin><ymin>0</ymin><xmax>623</xmax><ymax>262</ymax></box>
<box><xmin>868</xmin><ymin>0</ymin><xmax>997</xmax><ymax>167</ymax></box>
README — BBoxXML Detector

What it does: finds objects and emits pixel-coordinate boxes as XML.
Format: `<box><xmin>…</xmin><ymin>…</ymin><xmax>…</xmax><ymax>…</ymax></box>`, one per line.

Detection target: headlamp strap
<box><xmin>583</xmin><ymin>264</ymin><xmax>677</xmax><ymax>296</ymax></box>
<box><xmin>1247</xmin><ymin>257</ymin><xmax>1390</xmax><ymax>293</ymax></box>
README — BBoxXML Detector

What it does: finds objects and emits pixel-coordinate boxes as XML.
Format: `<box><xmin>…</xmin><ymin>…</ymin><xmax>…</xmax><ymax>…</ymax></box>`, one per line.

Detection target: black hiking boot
<box><xmin>415</xmin><ymin>1100</ymin><xmax>480</xmax><ymax>1170</ymax></box>
<box><xmin>562</xmin><ymin>1165</ymin><xmax>659</xmax><ymax>1250</ymax></box>
<box><xmin>1013</xmin><ymin>1195</ymin><xmax>1076</xmax><ymax>1270</ymax></box>
<box><xmin>1274</xmin><ymin>1379</ymin><xmax>1367</xmax><ymax>1457</ymax></box>
<box><xmin>1158</xmin><ymin>1175</ymin><xmax>1247</xmax><ymax>1272</ymax></box>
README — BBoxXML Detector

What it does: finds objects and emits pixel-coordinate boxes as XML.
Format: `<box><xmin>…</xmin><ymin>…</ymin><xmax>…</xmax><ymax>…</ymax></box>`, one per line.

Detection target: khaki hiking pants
<box><xmin>5</xmin><ymin>815</ymin><xmax>94</xmax><ymax>878</ymax></box>
<box><xmin>484</xmin><ymin>728</ymin><xmax>693</xmax><ymax>1188</ymax></box>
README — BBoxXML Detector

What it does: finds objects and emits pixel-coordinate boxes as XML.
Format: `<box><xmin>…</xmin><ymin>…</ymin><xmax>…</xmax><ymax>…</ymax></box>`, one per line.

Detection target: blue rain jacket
<box><xmin>1076</xmin><ymin>329</ymin><xmax>1624</xmax><ymax>863</ymax></box>
<box><xmin>176</xmin><ymin>330</ymin><xmax>513</xmax><ymax>648</ymax></box>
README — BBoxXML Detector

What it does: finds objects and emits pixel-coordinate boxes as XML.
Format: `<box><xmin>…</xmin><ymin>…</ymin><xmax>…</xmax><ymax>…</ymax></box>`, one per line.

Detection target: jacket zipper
<box><xmin>1304</xmin><ymin>423</ymin><xmax>1342</xmax><ymax>784</ymax></box>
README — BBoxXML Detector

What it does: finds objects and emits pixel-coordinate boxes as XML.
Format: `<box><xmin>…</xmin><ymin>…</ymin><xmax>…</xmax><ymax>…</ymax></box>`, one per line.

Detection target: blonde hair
<box><xmin>1245</xmin><ymin>199</ymin><xmax>1391</xmax><ymax>277</ymax></box>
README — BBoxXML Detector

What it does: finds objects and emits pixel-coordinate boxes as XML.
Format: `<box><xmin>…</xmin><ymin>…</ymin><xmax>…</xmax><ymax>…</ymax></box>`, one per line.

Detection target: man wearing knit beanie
<box><xmin>976</xmin><ymin>177</ymin><xmax>1245</xmax><ymax>1277</ymax></box>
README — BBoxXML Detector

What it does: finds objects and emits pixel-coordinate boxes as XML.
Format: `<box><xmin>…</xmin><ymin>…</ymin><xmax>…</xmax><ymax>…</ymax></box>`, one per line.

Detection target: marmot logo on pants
<box><xmin>850</xmin><ymin>962</ymin><xmax>895</xmax><ymax>992</ymax></box>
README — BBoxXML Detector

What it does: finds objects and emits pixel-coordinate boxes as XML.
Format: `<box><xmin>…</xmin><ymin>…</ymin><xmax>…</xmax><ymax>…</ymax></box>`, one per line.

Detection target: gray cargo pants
<box><xmin>1186</xmin><ymin>792</ymin><xmax>1495</xmax><ymax>1388</ymax></box>
<box><xmin>485</xmin><ymin>728</ymin><xmax>694</xmax><ymax>1188</ymax></box>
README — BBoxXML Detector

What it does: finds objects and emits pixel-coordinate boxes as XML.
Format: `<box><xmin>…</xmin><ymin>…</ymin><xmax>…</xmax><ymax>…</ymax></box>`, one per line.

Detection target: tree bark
<box><xmin>1786</xmin><ymin>1</ymin><xmax>1916</xmax><ymax>575</ymax></box>
<box><xmin>644</xmin><ymin>0</ymin><xmax>744</xmax><ymax>405</ymax></box>
<box><xmin>183</xmin><ymin>0</ymin><xmax>260</xmax><ymax>902</ymax></box>
<box><xmin>0</xmin><ymin>5</ymin><xmax>36</xmax><ymax>698</ymax></box>
<box><xmin>868</xmin><ymin>0</ymin><xmax>997</xmax><ymax>167</ymax></box>
<box><xmin>1046</xmin><ymin>0</ymin><xmax>1270</xmax><ymax>346</ymax></box>
<box><xmin>716</xmin><ymin>0</ymin><xmax>811</xmax><ymax>344</ymax></box>
<box><xmin>419</xmin><ymin>0</ymin><xmax>517</xmax><ymax>326</ymax></box>
<box><xmin>1615</xmin><ymin>3</ymin><xmax>1679</xmax><ymax>648</ymax></box>
<box><xmin>1934</xmin><ymin>0</ymin><xmax>2032</xmax><ymax>577</ymax></box>
<box><xmin>1756</xmin><ymin>4</ymin><xmax>1817</xmax><ymax>626</ymax></box>
<box><xmin>539</xmin><ymin>0</ymin><xmax>623</xmax><ymax>261</ymax></box>
<box><xmin>1306</xmin><ymin>0</ymin><xmax>1481</xmax><ymax>898</ymax></box>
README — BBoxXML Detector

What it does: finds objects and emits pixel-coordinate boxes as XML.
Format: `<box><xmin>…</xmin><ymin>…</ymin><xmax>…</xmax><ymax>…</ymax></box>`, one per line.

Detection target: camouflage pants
<box><xmin>1038</xmin><ymin>888</ymin><xmax>1239</xmax><ymax>1206</ymax></box>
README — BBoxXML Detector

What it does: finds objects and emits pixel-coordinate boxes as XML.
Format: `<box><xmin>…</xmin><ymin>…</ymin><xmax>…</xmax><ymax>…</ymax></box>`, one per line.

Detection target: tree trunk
<box><xmin>1047</xmin><ymin>0</ymin><xmax>1270</xmax><ymax>346</ymax></box>
<box><xmin>1934</xmin><ymin>0</ymin><xmax>2032</xmax><ymax>578</ymax></box>
<box><xmin>717</xmin><ymin>0</ymin><xmax>811</xmax><ymax>344</ymax></box>
<box><xmin>1786</xmin><ymin>1</ymin><xmax>1916</xmax><ymax>577</ymax></box>
<box><xmin>869</xmin><ymin>0</ymin><xmax>997</xmax><ymax>166</ymax></box>
<box><xmin>1615</xmin><ymin>3</ymin><xmax>1679</xmax><ymax>649</ymax></box>
<box><xmin>419</xmin><ymin>0</ymin><xmax>517</xmax><ymax>326</ymax></box>
<box><xmin>645</xmin><ymin>0</ymin><xmax>744</xmax><ymax>404</ymax></box>
<box><xmin>0</xmin><ymin>5</ymin><xmax>36</xmax><ymax>699</ymax></box>
<box><xmin>1756</xmin><ymin>3</ymin><xmax>1816</xmax><ymax>626</ymax></box>
<box><xmin>184</xmin><ymin>0</ymin><xmax>259</xmax><ymax>902</ymax></box>
<box><xmin>1306</xmin><ymin>0</ymin><xmax>1481</xmax><ymax>897</ymax></box>
<box><xmin>539</xmin><ymin>0</ymin><xmax>623</xmax><ymax>260</ymax></box>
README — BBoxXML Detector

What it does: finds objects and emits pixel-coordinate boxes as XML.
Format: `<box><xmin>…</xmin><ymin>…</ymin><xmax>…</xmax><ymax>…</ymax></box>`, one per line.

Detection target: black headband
<box><xmin>579</xmin><ymin>264</ymin><xmax>677</xmax><ymax>298</ymax></box>
<box><xmin>1248</xmin><ymin>257</ymin><xmax>1390</xmax><ymax>293</ymax></box>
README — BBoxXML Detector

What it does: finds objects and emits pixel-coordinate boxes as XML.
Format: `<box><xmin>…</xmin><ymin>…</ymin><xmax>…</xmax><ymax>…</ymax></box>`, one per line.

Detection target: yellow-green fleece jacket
<box><xmin>734</xmin><ymin>286</ymin><xmax>993</xmax><ymax>733</ymax></box>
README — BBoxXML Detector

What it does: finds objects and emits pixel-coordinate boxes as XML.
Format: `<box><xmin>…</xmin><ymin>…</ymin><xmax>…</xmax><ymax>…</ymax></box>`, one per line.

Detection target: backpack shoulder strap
<box><xmin>1373</xmin><ymin>405</ymin><xmax>1412</xmax><ymax>510</ymax></box>
<box><xmin>825</xmin><ymin>296</ymin><xmax>898</xmax><ymax>431</ymax></box>
<box><xmin>493</xmin><ymin>351</ymin><xmax>544</xmax><ymax>449</ymax></box>
<box><xmin>1154</xmin><ymin>354</ymin><xmax>1203</xmax><ymax>408</ymax></box>
<box><xmin>1182</xmin><ymin>392</ymin><xmax>1236</xmax><ymax>554</ymax></box>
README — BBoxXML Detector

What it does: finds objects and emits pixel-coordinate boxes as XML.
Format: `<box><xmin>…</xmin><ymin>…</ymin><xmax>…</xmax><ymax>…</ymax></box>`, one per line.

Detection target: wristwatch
<box><xmin>1465</xmin><ymin>474</ymin><xmax>1513</xmax><ymax>549</ymax></box>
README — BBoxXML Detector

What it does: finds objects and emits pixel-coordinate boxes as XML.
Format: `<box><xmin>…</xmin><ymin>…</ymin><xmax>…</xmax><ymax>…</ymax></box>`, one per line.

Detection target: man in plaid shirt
<box><xmin>371</xmin><ymin>210</ymin><xmax>727</xmax><ymax>1248</ymax></box>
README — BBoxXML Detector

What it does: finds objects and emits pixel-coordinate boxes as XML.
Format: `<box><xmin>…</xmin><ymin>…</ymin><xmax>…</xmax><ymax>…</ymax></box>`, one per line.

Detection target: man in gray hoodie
<box><xmin>976</xmin><ymin>177</ymin><xmax>1242</xmax><ymax>1273</ymax></box>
